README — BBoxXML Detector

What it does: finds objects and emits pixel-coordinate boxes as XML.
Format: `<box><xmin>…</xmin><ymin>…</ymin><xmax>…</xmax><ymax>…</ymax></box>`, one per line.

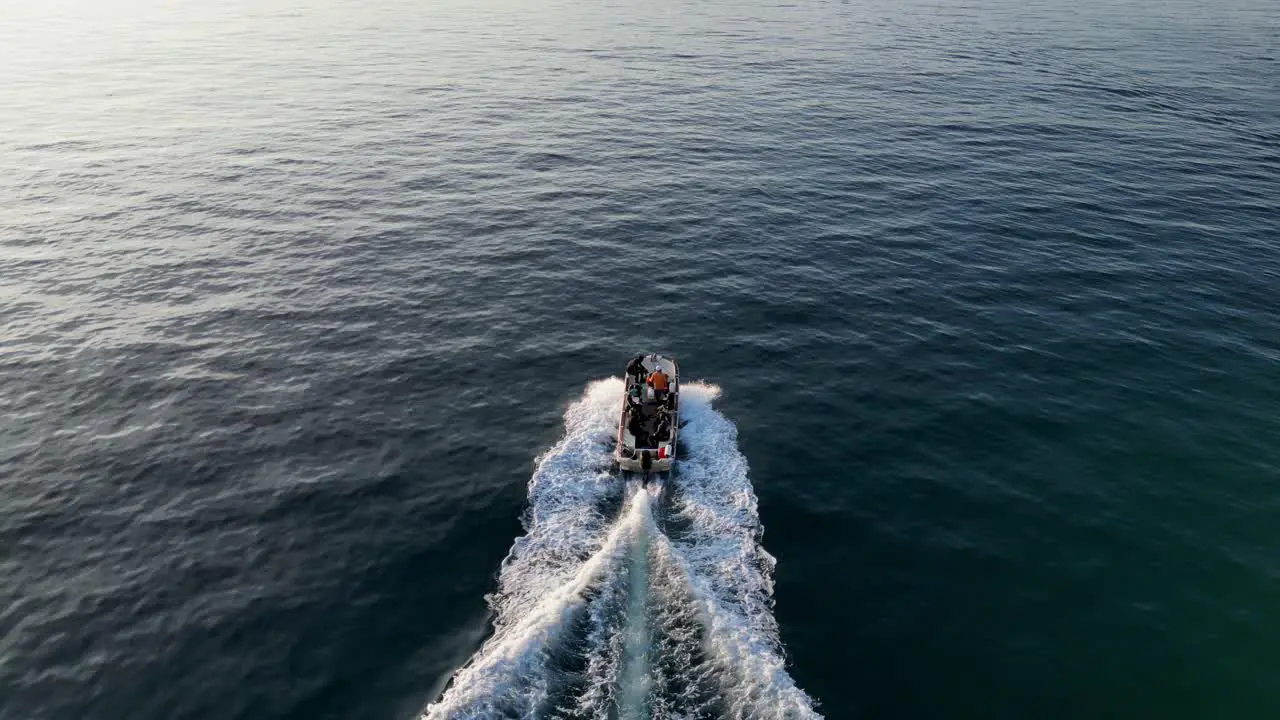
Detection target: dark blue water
<box><xmin>3</xmin><ymin>0</ymin><xmax>1279</xmax><ymax>718</ymax></box>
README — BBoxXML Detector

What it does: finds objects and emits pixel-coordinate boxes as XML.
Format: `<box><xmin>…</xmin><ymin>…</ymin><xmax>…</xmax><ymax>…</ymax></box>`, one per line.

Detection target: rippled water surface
<box><xmin>3</xmin><ymin>0</ymin><xmax>1279</xmax><ymax>718</ymax></box>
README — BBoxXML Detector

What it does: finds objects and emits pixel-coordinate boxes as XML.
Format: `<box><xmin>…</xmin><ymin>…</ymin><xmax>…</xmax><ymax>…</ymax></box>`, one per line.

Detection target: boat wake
<box><xmin>423</xmin><ymin>378</ymin><xmax>820</xmax><ymax>720</ymax></box>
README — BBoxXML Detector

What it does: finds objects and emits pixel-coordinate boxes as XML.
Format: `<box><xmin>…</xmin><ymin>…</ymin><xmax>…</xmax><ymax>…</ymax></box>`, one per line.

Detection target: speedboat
<box><xmin>615</xmin><ymin>353</ymin><xmax>679</xmax><ymax>475</ymax></box>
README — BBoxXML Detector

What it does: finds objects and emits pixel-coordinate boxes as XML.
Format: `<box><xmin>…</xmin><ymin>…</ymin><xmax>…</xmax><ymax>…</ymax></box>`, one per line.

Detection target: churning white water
<box><xmin>423</xmin><ymin>379</ymin><xmax>819</xmax><ymax>720</ymax></box>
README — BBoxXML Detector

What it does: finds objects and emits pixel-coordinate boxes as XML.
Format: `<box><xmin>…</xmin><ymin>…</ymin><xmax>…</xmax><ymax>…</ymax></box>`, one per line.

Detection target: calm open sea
<box><xmin>2</xmin><ymin>0</ymin><xmax>1279</xmax><ymax>718</ymax></box>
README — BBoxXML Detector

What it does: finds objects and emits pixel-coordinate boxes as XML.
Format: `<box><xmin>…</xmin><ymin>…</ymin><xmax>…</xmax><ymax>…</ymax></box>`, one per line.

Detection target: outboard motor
<box><xmin>641</xmin><ymin>450</ymin><xmax>652</xmax><ymax>484</ymax></box>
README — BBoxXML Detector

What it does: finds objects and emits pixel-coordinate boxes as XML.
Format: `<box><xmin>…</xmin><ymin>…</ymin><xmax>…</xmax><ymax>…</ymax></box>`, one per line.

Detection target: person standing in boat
<box><xmin>647</xmin><ymin>367</ymin><xmax>670</xmax><ymax>401</ymax></box>
<box><xmin>626</xmin><ymin>355</ymin><xmax>646</xmax><ymax>382</ymax></box>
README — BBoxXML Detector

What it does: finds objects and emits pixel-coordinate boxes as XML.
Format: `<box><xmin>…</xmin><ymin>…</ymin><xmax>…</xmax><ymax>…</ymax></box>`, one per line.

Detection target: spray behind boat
<box><xmin>422</xmin><ymin>378</ymin><xmax>821</xmax><ymax>719</ymax></box>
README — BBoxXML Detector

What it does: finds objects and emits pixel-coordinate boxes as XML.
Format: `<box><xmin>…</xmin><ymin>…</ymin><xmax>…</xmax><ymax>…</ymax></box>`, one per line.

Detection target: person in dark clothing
<box><xmin>628</xmin><ymin>410</ymin><xmax>646</xmax><ymax>447</ymax></box>
<box><xmin>626</xmin><ymin>355</ymin><xmax>646</xmax><ymax>382</ymax></box>
<box><xmin>655</xmin><ymin>413</ymin><xmax>671</xmax><ymax>442</ymax></box>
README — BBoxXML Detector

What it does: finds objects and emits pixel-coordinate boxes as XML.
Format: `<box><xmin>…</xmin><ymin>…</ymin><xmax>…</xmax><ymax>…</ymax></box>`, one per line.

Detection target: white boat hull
<box><xmin>615</xmin><ymin>353</ymin><xmax>679</xmax><ymax>474</ymax></box>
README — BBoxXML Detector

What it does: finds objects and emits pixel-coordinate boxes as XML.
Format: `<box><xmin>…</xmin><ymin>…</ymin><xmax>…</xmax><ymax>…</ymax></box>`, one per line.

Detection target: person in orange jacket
<box><xmin>647</xmin><ymin>368</ymin><xmax>669</xmax><ymax>400</ymax></box>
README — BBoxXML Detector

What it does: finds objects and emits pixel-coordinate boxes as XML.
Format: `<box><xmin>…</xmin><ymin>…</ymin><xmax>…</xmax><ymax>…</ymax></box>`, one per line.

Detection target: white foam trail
<box><xmin>424</xmin><ymin>379</ymin><xmax>820</xmax><ymax>720</ymax></box>
<box><xmin>667</xmin><ymin>383</ymin><xmax>822</xmax><ymax>719</ymax></box>
<box><xmin>617</xmin><ymin>490</ymin><xmax>653</xmax><ymax>720</ymax></box>
<box><xmin>570</xmin><ymin>482</ymin><xmax>658</xmax><ymax>720</ymax></box>
<box><xmin>570</xmin><ymin>558</ymin><xmax>626</xmax><ymax>719</ymax></box>
<box><xmin>424</xmin><ymin>379</ymin><xmax>630</xmax><ymax>720</ymax></box>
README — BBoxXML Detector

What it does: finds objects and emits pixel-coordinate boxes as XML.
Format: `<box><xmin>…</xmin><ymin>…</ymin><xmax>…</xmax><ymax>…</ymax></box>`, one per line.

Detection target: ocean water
<box><xmin>2</xmin><ymin>0</ymin><xmax>1279</xmax><ymax>718</ymax></box>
